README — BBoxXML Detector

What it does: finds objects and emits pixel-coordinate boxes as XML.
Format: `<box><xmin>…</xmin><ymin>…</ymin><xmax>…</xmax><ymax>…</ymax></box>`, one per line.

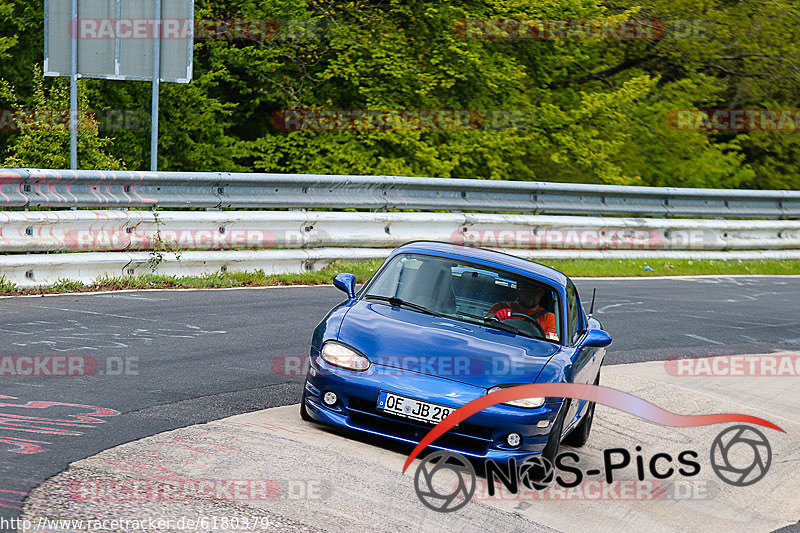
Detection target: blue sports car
<box><xmin>301</xmin><ymin>241</ymin><xmax>612</xmax><ymax>462</ymax></box>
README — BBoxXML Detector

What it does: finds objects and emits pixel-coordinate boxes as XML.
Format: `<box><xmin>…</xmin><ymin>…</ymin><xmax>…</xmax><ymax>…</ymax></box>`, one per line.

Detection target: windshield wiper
<box><xmin>451</xmin><ymin>310</ymin><xmax>533</xmax><ymax>338</ymax></box>
<box><xmin>482</xmin><ymin>316</ymin><xmax>542</xmax><ymax>339</ymax></box>
<box><xmin>363</xmin><ymin>295</ymin><xmax>442</xmax><ymax>317</ymax></box>
<box><xmin>454</xmin><ymin>310</ymin><xmax>486</xmax><ymax>321</ymax></box>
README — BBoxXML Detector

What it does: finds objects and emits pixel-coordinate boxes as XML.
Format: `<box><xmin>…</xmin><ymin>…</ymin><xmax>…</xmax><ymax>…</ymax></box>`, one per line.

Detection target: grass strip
<box><xmin>1</xmin><ymin>257</ymin><xmax>799</xmax><ymax>296</ymax></box>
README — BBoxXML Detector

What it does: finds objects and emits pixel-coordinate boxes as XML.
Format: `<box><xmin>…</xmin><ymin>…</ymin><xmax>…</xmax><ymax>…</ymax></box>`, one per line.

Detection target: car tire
<box><xmin>541</xmin><ymin>398</ymin><xmax>569</xmax><ymax>465</ymax></box>
<box><xmin>563</xmin><ymin>372</ymin><xmax>599</xmax><ymax>448</ymax></box>
<box><xmin>300</xmin><ymin>385</ymin><xmax>313</xmax><ymax>422</ymax></box>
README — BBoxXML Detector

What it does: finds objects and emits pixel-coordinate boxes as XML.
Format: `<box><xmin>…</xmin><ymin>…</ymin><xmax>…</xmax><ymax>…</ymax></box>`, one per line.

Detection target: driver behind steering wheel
<box><xmin>486</xmin><ymin>279</ymin><xmax>559</xmax><ymax>341</ymax></box>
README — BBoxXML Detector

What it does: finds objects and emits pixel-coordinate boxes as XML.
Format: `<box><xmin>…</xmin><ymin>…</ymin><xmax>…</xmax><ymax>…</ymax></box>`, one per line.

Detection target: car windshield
<box><xmin>362</xmin><ymin>253</ymin><xmax>562</xmax><ymax>343</ymax></box>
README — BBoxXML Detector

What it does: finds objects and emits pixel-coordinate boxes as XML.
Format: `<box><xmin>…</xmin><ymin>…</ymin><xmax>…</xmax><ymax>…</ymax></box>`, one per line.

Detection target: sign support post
<box><xmin>45</xmin><ymin>0</ymin><xmax>192</xmax><ymax>171</ymax></box>
<box><xmin>150</xmin><ymin>0</ymin><xmax>161</xmax><ymax>171</ymax></box>
<box><xmin>69</xmin><ymin>0</ymin><xmax>78</xmax><ymax>169</ymax></box>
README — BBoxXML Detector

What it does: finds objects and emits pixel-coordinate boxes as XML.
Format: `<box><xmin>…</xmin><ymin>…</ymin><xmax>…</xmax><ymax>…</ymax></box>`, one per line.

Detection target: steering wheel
<box><xmin>488</xmin><ymin>310</ymin><xmax>546</xmax><ymax>338</ymax></box>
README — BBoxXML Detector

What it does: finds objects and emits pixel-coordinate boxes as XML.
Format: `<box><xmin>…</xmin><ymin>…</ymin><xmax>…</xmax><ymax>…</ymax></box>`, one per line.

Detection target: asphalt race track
<box><xmin>0</xmin><ymin>277</ymin><xmax>798</xmax><ymax>531</ymax></box>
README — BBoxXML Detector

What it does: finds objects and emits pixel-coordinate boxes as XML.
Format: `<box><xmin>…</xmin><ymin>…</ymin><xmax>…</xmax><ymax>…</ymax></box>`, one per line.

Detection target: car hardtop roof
<box><xmin>391</xmin><ymin>241</ymin><xmax>569</xmax><ymax>287</ymax></box>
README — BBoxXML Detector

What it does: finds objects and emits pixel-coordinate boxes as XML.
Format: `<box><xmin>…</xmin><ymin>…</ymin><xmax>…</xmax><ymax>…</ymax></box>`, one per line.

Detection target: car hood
<box><xmin>336</xmin><ymin>300</ymin><xmax>560</xmax><ymax>389</ymax></box>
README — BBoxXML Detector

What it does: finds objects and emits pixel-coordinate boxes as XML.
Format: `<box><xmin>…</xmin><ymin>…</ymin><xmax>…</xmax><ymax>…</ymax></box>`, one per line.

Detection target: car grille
<box><xmin>347</xmin><ymin>398</ymin><xmax>494</xmax><ymax>455</ymax></box>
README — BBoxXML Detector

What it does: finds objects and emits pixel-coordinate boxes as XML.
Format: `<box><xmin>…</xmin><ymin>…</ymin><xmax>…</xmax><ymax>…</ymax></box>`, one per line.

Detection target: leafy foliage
<box><xmin>0</xmin><ymin>0</ymin><xmax>797</xmax><ymax>189</ymax></box>
<box><xmin>0</xmin><ymin>69</ymin><xmax>124</xmax><ymax>169</ymax></box>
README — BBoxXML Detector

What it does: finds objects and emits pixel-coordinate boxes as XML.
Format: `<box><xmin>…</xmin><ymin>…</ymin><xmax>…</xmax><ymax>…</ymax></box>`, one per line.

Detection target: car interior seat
<box><xmin>396</xmin><ymin>261</ymin><xmax>457</xmax><ymax>313</ymax></box>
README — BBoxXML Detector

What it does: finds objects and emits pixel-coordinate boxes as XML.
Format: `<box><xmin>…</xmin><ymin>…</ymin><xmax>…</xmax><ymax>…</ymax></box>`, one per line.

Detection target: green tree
<box><xmin>0</xmin><ymin>69</ymin><xmax>124</xmax><ymax>169</ymax></box>
<box><xmin>0</xmin><ymin>0</ymin><xmax>797</xmax><ymax>190</ymax></box>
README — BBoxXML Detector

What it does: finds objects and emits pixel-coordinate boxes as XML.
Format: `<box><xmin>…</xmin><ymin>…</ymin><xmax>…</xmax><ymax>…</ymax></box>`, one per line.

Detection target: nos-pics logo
<box><xmin>414</xmin><ymin>424</ymin><xmax>772</xmax><ymax>512</ymax></box>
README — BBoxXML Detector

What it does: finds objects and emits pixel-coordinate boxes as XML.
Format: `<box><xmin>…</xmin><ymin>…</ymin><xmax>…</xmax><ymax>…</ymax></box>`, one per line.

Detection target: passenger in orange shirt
<box><xmin>487</xmin><ymin>280</ymin><xmax>559</xmax><ymax>341</ymax></box>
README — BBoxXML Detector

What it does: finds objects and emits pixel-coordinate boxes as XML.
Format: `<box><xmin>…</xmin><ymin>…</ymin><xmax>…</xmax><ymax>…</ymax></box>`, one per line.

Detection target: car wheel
<box><xmin>563</xmin><ymin>372</ymin><xmax>600</xmax><ymax>448</ymax></box>
<box><xmin>300</xmin><ymin>385</ymin><xmax>313</xmax><ymax>422</ymax></box>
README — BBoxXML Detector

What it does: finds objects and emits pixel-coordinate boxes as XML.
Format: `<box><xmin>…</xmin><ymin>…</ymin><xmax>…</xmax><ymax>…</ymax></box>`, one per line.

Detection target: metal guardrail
<box><xmin>2</xmin><ymin>211</ymin><xmax>800</xmax><ymax>253</ymax></box>
<box><xmin>2</xmin><ymin>169</ymin><xmax>800</xmax><ymax>218</ymax></box>
<box><xmin>3</xmin><ymin>248</ymin><xmax>800</xmax><ymax>289</ymax></box>
<box><xmin>1</xmin><ymin>169</ymin><xmax>798</xmax><ymax>287</ymax></box>
<box><xmin>0</xmin><ymin>248</ymin><xmax>384</xmax><ymax>288</ymax></box>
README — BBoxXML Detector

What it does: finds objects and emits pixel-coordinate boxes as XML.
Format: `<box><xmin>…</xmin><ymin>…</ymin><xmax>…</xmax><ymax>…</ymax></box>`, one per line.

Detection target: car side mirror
<box><xmin>333</xmin><ymin>273</ymin><xmax>357</xmax><ymax>299</ymax></box>
<box><xmin>580</xmin><ymin>329</ymin><xmax>612</xmax><ymax>348</ymax></box>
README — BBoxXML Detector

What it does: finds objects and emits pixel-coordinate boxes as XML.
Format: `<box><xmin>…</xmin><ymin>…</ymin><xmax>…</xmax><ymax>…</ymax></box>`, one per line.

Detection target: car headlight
<box><xmin>320</xmin><ymin>341</ymin><xmax>371</xmax><ymax>371</ymax></box>
<box><xmin>487</xmin><ymin>385</ymin><xmax>545</xmax><ymax>409</ymax></box>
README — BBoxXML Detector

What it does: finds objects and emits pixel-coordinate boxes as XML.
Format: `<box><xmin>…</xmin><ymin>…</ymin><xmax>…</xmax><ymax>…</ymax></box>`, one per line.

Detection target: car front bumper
<box><xmin>303</xmin><ymin>356</ymin><xmax>565</xmax><ymax>462</ymax></box>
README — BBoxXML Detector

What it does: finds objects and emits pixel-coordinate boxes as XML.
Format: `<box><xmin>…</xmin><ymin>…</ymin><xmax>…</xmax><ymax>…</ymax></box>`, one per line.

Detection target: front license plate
<box><xmin>376</xmin><ymin>391</ymin><xmax>454</xmax><ymax>424</ymax></box>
